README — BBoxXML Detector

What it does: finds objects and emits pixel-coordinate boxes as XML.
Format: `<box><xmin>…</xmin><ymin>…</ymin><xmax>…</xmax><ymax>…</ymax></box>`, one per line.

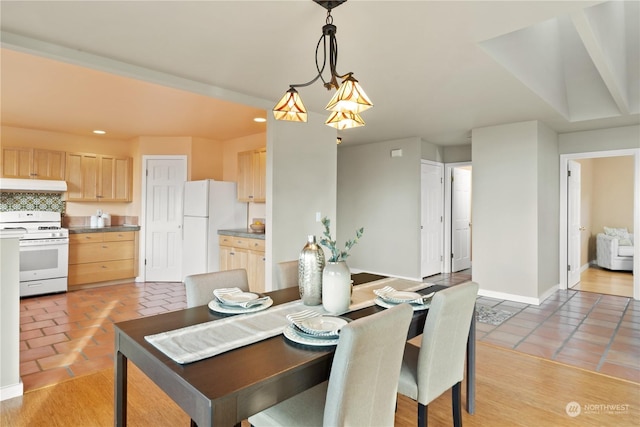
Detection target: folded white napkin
<box><xmin>373</xmin><ymin>286</ymin><xmax>397</xmax><ymax>299</ymax></box>
<box><xmin>213</xmin><ymin>287</ymin><xmax>243</xmax><ymax>300</ymax></box>
<box><xmin>286</xmin><ymin>309</ymin><xmax>339</xmax><ymax>337</ymax></box>
<box><xmin>213</xmin><ymin>288</ymin><xmax>271</xmax><ymax>308</ymax></box>
<box><xmin>374</xmin><ymin>286</ymin><xmax>434</xmax><ymax>305</ymax></box>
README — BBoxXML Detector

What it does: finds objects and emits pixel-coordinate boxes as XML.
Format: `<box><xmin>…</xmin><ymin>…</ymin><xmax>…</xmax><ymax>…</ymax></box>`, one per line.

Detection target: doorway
<box><xmin>140</xmin><ymin>155</ymin><xmax>187</xmax><ymax>282</ymax></box>
<box><xmin>560</xmin><ymin>149</ymin><xmax>639</xmax><ymax>300</ymax></box>
<box><xmin>421</xmin><ymin>161</ymin><xmax>444</xmax><ymax>278</ymax></box>
<box><xmin>444</xmin><ymin>163</ymin><xmax>472</xmax><ymax>274</ymax></box>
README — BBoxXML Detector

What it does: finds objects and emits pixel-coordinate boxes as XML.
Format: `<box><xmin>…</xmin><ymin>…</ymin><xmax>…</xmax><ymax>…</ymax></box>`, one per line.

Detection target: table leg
<box><xmin>115</xmin><ymin>350</ymin><xmax>128</xmax><ymax>426</ymax></box>
<box><xmin>466</xmin><ymin>306</ymin><xmax>476</xmax><ymax>414</ymax></box>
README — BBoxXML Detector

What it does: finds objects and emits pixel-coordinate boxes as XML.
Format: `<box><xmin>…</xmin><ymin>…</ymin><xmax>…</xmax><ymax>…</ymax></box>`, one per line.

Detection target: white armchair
<box><xmin>597</xmin><ymin>232</ymin><xmax>634</xmax><ymax>271</ymax></box>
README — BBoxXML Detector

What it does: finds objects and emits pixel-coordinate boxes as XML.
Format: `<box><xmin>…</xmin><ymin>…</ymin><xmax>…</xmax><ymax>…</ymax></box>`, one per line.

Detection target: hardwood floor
<box><xmin>2</xmin><ymin>342</ymin><xmax>638</xmax><ymax>427</ymax></box>
<box><xmin>572</xmin><ymin>267</ymin><xmax>634</xmax><ymax>298</ymax></box>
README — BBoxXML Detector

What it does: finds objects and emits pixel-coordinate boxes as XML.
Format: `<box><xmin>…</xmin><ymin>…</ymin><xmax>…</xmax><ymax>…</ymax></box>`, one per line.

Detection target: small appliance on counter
<box><xmin>90</xmin><ymin>210</ymin><xmax>111</xmax><ymax>228</ymax></box>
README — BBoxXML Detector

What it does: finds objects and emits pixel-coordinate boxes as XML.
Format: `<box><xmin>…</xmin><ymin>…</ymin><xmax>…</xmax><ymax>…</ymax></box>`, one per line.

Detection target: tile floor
<box><xmin>18</xmin><ymin>272</ymin><xmax>640</xmax><ymax>393</ymax></box>
<box><xmin>428</xmin><ymin>269</ymin><xmax>639</xmax><ymax>383</ymax></box>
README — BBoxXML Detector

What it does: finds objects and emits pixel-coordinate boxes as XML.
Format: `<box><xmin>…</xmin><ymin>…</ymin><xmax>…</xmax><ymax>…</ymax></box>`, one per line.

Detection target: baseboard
<box><xmin>477</xmin><ymin>285</ymin><xmax>559</xmax><ymax>306</ymax></box>
<box><xmin>0</xmin><ymin>380</ymin><xmax>23</xmax><ymax>401</ymax></box>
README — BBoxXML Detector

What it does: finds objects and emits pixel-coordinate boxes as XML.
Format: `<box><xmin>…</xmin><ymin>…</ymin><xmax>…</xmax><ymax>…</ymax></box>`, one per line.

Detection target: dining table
<box><xmin>114</xmin><ymin>273</ymin><xmax>475</xmax><ymax>426</ymax></box>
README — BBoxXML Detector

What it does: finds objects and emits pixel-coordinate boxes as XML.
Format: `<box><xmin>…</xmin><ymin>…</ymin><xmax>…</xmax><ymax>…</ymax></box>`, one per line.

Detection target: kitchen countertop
<box><xmin>67</xmin><ymin>225</ymin><xmax>141</xmax><ymax>234</ymax></box>
<box><xmin>218</xmin><ymin>228</ymin><xmax>265</xmax><ymax>239</ymax></box>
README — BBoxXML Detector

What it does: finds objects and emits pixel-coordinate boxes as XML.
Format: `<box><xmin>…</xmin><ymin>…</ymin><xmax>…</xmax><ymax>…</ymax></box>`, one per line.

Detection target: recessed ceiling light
<box><xmin>93</xmin><ymin>130</ymin><xmax>106</xmax><ymax>135</ymax></box>
<box><xmin>253</xmin><ymin>118</ymin><xmax>267</xmax><ymax>123</ymax></box>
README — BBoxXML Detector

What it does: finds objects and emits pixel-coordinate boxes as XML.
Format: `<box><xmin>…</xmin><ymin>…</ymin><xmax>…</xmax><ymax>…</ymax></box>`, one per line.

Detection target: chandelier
<box><xmin>273</xmin><ymin>0</ymin><xmax>373</xmax><ymax>129</ymax></box>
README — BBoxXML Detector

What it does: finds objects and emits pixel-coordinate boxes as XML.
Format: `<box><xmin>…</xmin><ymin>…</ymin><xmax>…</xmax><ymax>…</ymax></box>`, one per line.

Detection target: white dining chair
<box><xmin>397</xmin><ymin>281</ymin><xmax>479</xmax><ymax>427</ymax></box>
<box><xmin>184</xmin><ymin>269</ymin><xmax>250</xmax><ymax>308</ymax></box>
<box><xmin>275</xmin><ymin>260</ymin><xmax>298</xmax><ymax>289</ymax></box>
<box><xmin>248</xmin><ymin>303</ymin><xmax>413</xmax><ymax>427</ymax></box>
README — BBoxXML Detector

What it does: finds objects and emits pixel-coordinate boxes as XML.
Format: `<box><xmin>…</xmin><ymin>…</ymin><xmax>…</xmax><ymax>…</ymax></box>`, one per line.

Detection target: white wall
<box><xmin>420</xmin><ymin>139</ymin><xmax>444</xmax><ymax>162</ymax></box>
<box><xmin>472</xmin><ymin>120</ymin><xmax>559</xmax><ymax>303</ymax></box>
<box><xmin>559</xmin><ymin>125</ymin><xmax>640</xmax><ymax>153</ymax></box>
<box><xmin>267</xmin><ymin>112</ymin><xmax>337</xmax><ymax>290</ymax></box>
<box><xmin>337</xmin><ymin>137</ymin><xmax>422</xmax><ymax>280</ymax></box>
<box><xmin>0</xmin><ymin>234</ymin><xmax>23</xmax><ymax>400</ymax></box>
<box><xmin>443</xmin><ymin>144</ymin><xmax>472</xmax><ymax>163</ymax></box>
<box><xmin>473</xmin><ymin>121</ymin><xmax>539</xmax><ymax>300</ymax></box>
<box><xmin>536</xmin><ymin>122</ymin><xmax>560</xmax><ymax>297</ymax></box>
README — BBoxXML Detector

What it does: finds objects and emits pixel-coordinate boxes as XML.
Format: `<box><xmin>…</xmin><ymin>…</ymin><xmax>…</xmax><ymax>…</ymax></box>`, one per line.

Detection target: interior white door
<box><xmin>568</xmin><ymin>160</ymin><xmax>582</xmax><ymax>287</ymax></box>
<box><xmin>421</xmin><ymin>162</ymin><xmax>444</xmax><ymax>278</ymax></box>
<box><xmin>144</xmin><ymin>157</ymin><xmax>187</xmax><ymax>281</ymax></box>
<box><xmin>452</xmin><ymin>167</ymin><xmax>472</xmax><ymax>272</ymax></box>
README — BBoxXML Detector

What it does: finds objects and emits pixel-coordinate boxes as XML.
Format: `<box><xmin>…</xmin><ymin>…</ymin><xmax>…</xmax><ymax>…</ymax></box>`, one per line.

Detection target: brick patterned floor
<box><xmin>18</xmin><ymin>273</ymin><xmax>639</xmax><ymax>393</ymax></box>
<box><xmin>19</xmin><ymin>282</ymin><xmax>187</xmax><ymax>392</ymax></box>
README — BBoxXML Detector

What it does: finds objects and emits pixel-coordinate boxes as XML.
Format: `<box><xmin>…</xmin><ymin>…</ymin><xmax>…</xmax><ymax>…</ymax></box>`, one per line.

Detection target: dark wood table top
<box><xmin>114</xmin><ymin>274</ymin><xmax>445</xmax><ymax>425</ymax></box>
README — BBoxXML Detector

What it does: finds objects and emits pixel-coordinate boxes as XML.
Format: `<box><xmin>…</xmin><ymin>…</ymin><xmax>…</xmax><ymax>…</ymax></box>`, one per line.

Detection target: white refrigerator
<box><xmin>182</xmin><ymin>180</ymin><xmax>246</xmax><ymax>280</ymax></box>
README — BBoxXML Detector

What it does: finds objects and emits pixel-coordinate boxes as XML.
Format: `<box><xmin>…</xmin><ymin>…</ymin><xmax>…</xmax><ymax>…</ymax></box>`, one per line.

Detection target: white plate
<box><xmin>379</xmin><ymin>291</ymin><xmax>422</xmax><ymax>304</ymax></box>
<box><xmin>208</xmin><ymin>297</ymin><xmax>273</xmax><ymax>314</ymax></box>
<box><xmin>283</xmin><ymin>324</ymin><xmax>339</xmax><ymax>346</ymax></box>
<box><xmin>374</xmin><ymin>297</ymin><xmax>430</xmax><ymax>311</ymax></box>
<box><xmin>296</xmin><ymin>316</ymin><xmax>348</xmax><ymax>336</ymax></box>
<box><xmin>217</xmin><ymin>292</ymin><xmax>259</xmax><ymax>306</ymax></box>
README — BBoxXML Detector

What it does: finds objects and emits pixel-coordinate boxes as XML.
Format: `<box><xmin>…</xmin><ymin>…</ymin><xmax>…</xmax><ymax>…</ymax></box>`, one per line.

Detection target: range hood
<box><xmin>0</xmin><ymin>178</ymin><xmax>67</xmax><ymax>193</ymax></box>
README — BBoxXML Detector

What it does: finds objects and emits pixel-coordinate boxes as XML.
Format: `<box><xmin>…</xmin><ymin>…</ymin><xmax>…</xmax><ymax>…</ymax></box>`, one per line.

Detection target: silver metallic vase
<box><xmin>298</xmin><ymin>235</ymin><xmax>325</xmax><ymax>305</ymax></box>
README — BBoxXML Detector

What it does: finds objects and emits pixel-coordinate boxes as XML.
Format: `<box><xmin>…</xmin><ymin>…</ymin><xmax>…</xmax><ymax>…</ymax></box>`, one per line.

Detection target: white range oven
<box><xmin>0</xmin><ymin>211</ymin><xmax>69</xmax><ymax>297</ymax></box>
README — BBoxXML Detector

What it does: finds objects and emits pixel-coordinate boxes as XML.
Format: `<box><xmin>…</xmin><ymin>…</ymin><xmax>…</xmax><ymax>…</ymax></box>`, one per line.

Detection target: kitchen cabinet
<box><xmin>219</xmin><ymin>235</ymin><xmax>265</xmax><ymax>292</ymax></box>
<box><xmin>68</xmin><ymin>230</ymin><xmax>138</xmax><ymax>286</ymax></box>
<box><xmin>237</xmin><ymin>148</ymin><xmax>266</xmax><ymax>202</ymax></box>
<box><xmin>66</xmin><ymin>152</ymin><xmax>132</xmax><ymax>202</ymax></box>
<box><xmin>1</xmin><ymin>147</ymin><xmax>65</xmax><ymax>180</ymax></box>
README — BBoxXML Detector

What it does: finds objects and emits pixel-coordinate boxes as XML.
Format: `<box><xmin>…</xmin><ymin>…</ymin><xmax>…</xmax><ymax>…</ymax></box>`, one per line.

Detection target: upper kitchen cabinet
<box><xmin>1</xmin><ymin>147</ymin><xmax>66</xmax><ymax>180</ymax></box>
<box><xmin>66</xmin><ymin>152</ymin><xmax>132</xmax><ymax>202</ymax></box>
<box><xmin>237</xmin><ymin>148</ymin><xmax>266</xmax><ymax>202</ymax></box>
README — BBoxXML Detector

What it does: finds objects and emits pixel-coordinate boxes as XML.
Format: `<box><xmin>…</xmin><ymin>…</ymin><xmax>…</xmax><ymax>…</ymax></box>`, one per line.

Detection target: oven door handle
<box><xmin>20</xmin><ymin>239</ymin><xmax>69</xmax><ymax>247</ymax></box>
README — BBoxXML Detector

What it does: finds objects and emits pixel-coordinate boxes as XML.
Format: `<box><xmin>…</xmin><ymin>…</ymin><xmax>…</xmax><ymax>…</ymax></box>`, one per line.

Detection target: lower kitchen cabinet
<box><xmin>68</xmin><ymin>230</ymin><xmax>138</xmax><ymax>287</ymax></box>
<box><xmin>219</xmin><ymin>235</ymin><xmax>265</xmax><ymax>292</ymax></box>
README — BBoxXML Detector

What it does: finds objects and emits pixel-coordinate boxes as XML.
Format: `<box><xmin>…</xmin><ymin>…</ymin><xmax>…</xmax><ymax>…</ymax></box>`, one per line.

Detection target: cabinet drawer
<box><xmin>219</xmin><ymin>235</ymin><xmax>236</xmax><ymax>247</ymax></box>
<box><xmin>68</xmin><ymin>259</ymin><xmax>135</xmax><ymax>286</ymax></box>
<box><xmin>247</xmin><ymin>238</ymin><xmax>265</xmax><ymax>252</ymax></box>
<box><xmin>69</xmin><ymin>241</ymin><xmax>134</xmax><ymax>264</ymax></box>
<box><xmin>70</xmin><ymin>233</ymin><xmax>104</xmax><ymax>244</ymax></box>
<box><xmin>103</xmin><ymin>231</ymin><xmax>134</xmax><ymax>242</ymax></box>
<box><xmin>219</xmin><ymin>236</ymin><xmax>250</xmax><ymax>249</ymax></box>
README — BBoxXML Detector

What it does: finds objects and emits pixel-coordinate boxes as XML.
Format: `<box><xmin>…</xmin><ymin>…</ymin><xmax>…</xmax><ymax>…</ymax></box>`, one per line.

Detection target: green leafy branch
<box><xmin>319</xmin><ymin>216</ymin><xmax>364</xmax><ymax>262</ymax></box>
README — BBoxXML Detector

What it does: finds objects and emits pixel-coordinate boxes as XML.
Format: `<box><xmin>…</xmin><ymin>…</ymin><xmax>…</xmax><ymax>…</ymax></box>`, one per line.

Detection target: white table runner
<box><xmin>145</xmin><ymin>277</ymin><xmax>433</xmax><ymax>364</ymax></box>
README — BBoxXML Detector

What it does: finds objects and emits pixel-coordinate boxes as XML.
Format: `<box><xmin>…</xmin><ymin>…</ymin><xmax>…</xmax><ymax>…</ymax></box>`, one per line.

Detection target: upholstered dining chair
<box><xmin>275</xmin><ymin>260</ymin><xmax>298</xmax><ymax>289</ymax></box>
<box><xmin>397</xmin><ymin>281</ymin><xmax>479</xmax><ymax>427</ymax></box>
<box><xmin>248</xmin><ymin>303</ymin><xmax>413</xmax><ymax>427</ymax></box>
<box><xmin>184</xmin><ymin>268</ymin><xmax>250</xmax><ymax>308</ymax></box>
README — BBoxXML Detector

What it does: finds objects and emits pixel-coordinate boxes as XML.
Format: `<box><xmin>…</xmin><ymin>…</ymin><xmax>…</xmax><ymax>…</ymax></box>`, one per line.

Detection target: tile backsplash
<box><xmin>0</xmin><ymin>192</ymin><xmax>65</xmax><ymax>213</ymax></box>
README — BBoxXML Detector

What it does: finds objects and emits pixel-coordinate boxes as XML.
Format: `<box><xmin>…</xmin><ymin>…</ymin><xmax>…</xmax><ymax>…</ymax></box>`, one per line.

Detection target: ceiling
<box><xmin>1</xmin><ymin>1</ymin><xmax>638</xmax><ymax>147</ymax></box>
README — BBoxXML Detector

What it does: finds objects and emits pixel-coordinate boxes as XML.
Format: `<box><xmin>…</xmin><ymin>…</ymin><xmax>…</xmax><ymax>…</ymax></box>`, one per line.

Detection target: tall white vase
<box><xmin>322</xmin><ymin>261</ymin><xmax>351</xmax><ymax>314</ymax></box>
